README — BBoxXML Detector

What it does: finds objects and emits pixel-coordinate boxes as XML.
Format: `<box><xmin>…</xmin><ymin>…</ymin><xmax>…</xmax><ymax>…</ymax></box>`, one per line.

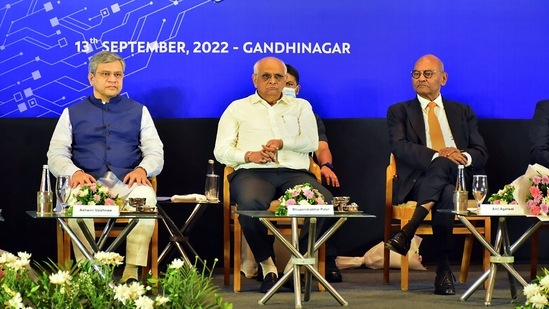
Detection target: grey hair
<box><xmin>88</xmin><ymin>51</ymin><xmax>125</xmax><ymax>73</ymax></box>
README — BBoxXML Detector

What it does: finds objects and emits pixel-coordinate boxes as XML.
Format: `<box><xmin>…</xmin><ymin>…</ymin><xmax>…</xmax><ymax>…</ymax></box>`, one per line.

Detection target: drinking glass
<box><xmin>55</xmin><ymin>175</ymin><xmax>71</xmax><ymax>212</ymax></box>
<box><xmin>472</xmin><ymin>175</ymin><xmax>488</xmax><ymax>209</ymax></box>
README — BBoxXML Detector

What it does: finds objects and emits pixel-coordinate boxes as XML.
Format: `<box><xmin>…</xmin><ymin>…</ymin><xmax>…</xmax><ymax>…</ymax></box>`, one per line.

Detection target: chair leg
<box><xmin>383</xmin><ymin>247</ymin><xmax>390</xmax><ymax>284</ymax></box>
<box><xmin>233</xmin><ymin>215</ymin><xmax>242</xmax><ymax>292</ymax></box>
<box><xmin>223</xmin><ymin>212</ymin><xmax>231</xmax><ymax>286</ymax></box>
<box><xmin>56</xmin><ymin>222</ymin><xmax>65</xmax><ymax>265</ymax></box>
<box><xmin>317</xmin><ymin>243</ymin><xmax>326</xmax><ymax>292</ymax></box>
<box><xmin>399</xmin><ymin>220</ymin><xmax>409</xmax><ymax>291</ymax></box>
<box><xmin>460</xmin><ymin>234</ymin><xmax>473</xmax><ymax>283</ymax></box>
<box><xmin>400</xmin><ymin>253</ymin><xmax>409</xmax><ymax>291</ymax></box>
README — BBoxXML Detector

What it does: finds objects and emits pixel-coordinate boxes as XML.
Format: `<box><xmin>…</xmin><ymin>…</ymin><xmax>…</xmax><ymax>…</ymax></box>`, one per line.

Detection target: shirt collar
<box><xmin>89</xmin><ymin>94</ymin><xmax>122</xmax><ymax>105</ymax></box>
<box><xmin>418</xmin><ymin>94</ymin><xmax>444</xmax><ymax>111</ymax></box>
<box><xmin>251</xmin><ymin>91</ymin><xmax>289</xmax><ymax>106</ymax></box>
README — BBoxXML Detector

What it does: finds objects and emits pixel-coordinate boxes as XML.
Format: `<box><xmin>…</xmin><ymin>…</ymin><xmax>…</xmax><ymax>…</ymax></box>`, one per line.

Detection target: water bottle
<box><xmin>37</xmin><ymin>165</ymin><xmax>53</xmax><ymax>213</ymax></box>
<box><xmin>453</xmin><ymin>164</ymin><xmax>468</xmax><ymax>212</ymax></box>
<box><xmin>204</xmin><ymin>159</ymin><xmax>220</xmax><ymax>202</ymax></box>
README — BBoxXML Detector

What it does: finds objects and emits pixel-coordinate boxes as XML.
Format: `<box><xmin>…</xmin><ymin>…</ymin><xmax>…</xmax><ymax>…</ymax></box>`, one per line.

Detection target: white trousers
<box><xmin>67</xmin><ymin>173</ymin><xmax>156</xmax><ymax>266</ymax></box>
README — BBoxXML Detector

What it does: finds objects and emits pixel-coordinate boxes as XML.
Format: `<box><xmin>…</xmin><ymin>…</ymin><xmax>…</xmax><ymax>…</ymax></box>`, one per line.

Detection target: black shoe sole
<box><xmin>384</xmin><ymin>241</ymin><xmax>408</xmax><ymax>256</ymax></box>
<box><xmin>326</xmin><ymin>270</ymin><xmax>343</xmax><ymax>283</ymax></box>
<box><xmin>434</xmin><ymin>289</ymin><xmax>456</xmax><ymax>295</ymax></box>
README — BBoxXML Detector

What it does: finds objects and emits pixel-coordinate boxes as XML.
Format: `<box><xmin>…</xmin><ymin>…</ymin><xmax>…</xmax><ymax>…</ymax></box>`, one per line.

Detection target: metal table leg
<box><xmin>157</xmin><ymin>203</ymin><xmax>208</xmax><ymax>268</ymax></box>
<box><xmin>56</xmin><ymin>218</ymin><xmax>107</xmax><ymax>281</ymax></box>
<box><xmin>458</xmin><ymin>216</ymin><xmax>542</xmax><ymax>305</ymax></box>
<box><xmin>257</xmin><ymin>217</ymin><xmax>348</xmax><ymax>308</ymax></box>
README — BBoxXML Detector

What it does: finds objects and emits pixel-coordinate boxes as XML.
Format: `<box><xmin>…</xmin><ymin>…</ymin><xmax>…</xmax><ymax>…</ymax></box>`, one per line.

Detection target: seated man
<box><xmin>385</xmin><ymin>54</ymin><xmax>488</xmax><ymax>295</ymax></box>
<box><xmin>47</xmin><ymin>50</ymin><xmax>164</xmax><ymax>283</ymax></box>
<box><xmin>214</xmin><ymin>56</ymin><xmax>333</xmax><ymax>293</ymax></box>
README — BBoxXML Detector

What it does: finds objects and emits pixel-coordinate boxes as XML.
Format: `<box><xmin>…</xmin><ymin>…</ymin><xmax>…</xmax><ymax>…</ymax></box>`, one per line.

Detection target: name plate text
<box><xmin>478</xmin><ymin>204</ymin><xmax>525</xmax><ymax>216</ymax></box>
<box><xmin>287</xmin><ymin>205</ymin><xmax>334</xmax><ymax>216</ymax></box>
<box><xmin>72</xmin><ymin>205</ymin><xmax>120</xmax><ymax>217</ymax></box>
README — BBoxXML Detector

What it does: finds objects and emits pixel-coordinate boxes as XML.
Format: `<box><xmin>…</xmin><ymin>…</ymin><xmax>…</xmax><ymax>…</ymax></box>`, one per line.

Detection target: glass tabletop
<box><xmin>26</xmin><ymin>210</ymin><xmax>160</xmax><ymax>219</ymax></box>
<box><xmin>235</xmin><ymin>210</ymin><xmax>375</xmax><ymax>219</ymax></box>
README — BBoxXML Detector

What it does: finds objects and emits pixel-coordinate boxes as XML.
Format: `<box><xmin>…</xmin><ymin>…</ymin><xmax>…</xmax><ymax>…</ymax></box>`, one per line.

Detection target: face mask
<box><xmin>283</xmin><ymin>87</ymin><xmax>297</xmax><ymax>98</ymax></box>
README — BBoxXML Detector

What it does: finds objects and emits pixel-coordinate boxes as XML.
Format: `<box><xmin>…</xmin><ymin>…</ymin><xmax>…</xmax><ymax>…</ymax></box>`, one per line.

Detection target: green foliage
<box><xmin>156</xmin><ymin>258</ymin><xmax>232</xmax><ymax>309</ymax></box>
<box><xmin>0</xmin><ymin>252</ymin><xmax>232</xmax><ymax>309</ymax></box>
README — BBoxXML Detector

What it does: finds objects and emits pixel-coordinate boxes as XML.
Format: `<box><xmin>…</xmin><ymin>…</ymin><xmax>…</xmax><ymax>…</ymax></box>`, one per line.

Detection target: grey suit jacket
<box><xmin>386</xmin><ymin>98</ymin><xmax>488</xmax><ymax>204</ymax></box>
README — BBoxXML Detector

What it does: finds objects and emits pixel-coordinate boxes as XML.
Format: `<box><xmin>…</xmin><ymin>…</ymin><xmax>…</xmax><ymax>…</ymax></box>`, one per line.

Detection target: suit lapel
<box><xmin>407</xmin><ymin>99</ymin><xmax>427</xmax><ymax>146</ymax></box>
<box><xmin>443</xmin><ymin>100</ymin><xmax>465</xmax><ymax>148</ymax></box>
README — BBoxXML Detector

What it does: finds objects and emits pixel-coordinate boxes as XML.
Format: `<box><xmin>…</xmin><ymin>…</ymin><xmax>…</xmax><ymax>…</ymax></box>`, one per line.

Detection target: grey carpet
<box><xmin>214</xmin><ymin>264</ymin><xmax>532</xmax><ymax>308</ymax></box>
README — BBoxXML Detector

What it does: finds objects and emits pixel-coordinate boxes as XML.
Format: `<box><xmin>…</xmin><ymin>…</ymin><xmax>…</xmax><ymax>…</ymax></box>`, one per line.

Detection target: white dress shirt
<box><xmin>214</xmin><ymin>92</ymin><xmax>318</xmax><ymax>170</ymax></box>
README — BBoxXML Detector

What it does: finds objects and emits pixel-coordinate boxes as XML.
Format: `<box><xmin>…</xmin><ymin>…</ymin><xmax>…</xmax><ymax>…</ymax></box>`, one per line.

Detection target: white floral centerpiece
<box><xmin>72</xmin><ymin>183</ymin><xmax>118</xmax><ymax>206</ymax></box>
<box><xmin>489</xmin><ymin>164</ymin><xmax>549</xmax><ymax>217</ymax></box>
<box><xmin>517</xmin><ymin>268</ymin><xmax>549</xmax><ymax>309</ymax></box>
<box><xmin>67</xmin><ymin>183</ymin><xmax>121</xmax><ymax>216</ymax></box>
<box><xmin>0</xmin><ymin>251</ymin><xmax>232</xmax><ymax>308</ymax></box>
<box><xmin>275</xmin><ymin>182</ymin><xmax>326</xmax><ymax>216</ymax></box>
<box><xmin>488</xmin><ymin>184</ymin><xmax>517</xmax><ymax>205</ymax></box>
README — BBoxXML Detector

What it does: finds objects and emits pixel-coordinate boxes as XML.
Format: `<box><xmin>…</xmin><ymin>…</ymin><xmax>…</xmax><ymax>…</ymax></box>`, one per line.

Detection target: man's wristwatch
<box><xmin>321</xmin><ymin>162</ymin><xmax>334</xmax><ymax>170</ymax></box>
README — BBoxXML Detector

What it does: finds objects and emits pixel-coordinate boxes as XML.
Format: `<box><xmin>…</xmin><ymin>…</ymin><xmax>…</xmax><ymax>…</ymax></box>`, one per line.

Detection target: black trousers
<box><xmin>407</xmin><ymin>157</ymin><xmax>474</xmax><ymax>257</ymax></box>
<box><xmin>229</xmin><ymin>168</ymin><xmax>334</xmax><ymax>263</ymax></box>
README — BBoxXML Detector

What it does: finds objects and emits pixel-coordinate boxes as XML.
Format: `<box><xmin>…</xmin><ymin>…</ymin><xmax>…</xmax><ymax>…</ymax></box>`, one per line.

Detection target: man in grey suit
<box><xmin>385</xmin><ymin>54</ymin><xmax>488</xmax><ymax>295</ymax></box>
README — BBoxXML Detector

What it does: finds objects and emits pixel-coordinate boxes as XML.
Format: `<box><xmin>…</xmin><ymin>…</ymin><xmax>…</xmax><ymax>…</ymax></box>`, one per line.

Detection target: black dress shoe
<box><xmin>259</xmin><ymin>272</ymin><xmax>278</xmax><ymax>293</ymax></box>
<box><xmin>282</xmin><ymin>276</ymin><xmax>305</xmax><ymax>292</ymax></box>
<box><xmin>120</xmin><ymin>277</ymin><xmax>139</xmax><ymax>285</ymax></box>
<box><xmin>384</xmin><ymin>231</ymin><xmax>411</xmax><ymax>256</ymax></box>
<box><xmin>434</xmin><ymin>270</ymin><xmax>456</xmax><ymax>295</ymax></box>
<box><xmin>326</xmin><ymin>267</ymin><xmax>343</xmax><ymax>283</ymax></box>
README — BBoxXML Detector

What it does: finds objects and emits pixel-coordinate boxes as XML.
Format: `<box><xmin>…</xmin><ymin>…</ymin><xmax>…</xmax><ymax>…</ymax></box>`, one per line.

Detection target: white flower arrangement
<box><xmin>518</xmin><ymin>268</ymin><xmax>549</xmax><ymax>309</ymax></box>
<box><xmin>0</xmin><ymin>251</ymin><xmax>232</xmax><ymax>308</ymax></box>
<box><xmin>275</xmin><ymin>182</ymin><xmax>326</xmax><ymax>216</ymax></box>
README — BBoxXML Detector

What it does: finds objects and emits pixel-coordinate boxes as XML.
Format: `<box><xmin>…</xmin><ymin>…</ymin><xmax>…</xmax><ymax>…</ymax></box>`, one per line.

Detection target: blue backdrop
<box><xmin>1</xmin><ymin>0</ymin><xmax>547</xmax><ymax>119</ymax></box>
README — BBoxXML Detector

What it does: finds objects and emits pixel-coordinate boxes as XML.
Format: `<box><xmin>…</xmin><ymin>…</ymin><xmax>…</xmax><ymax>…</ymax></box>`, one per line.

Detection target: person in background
<box><xmin>47</xmin><ymin>50</ymin><xmax>164</xmax><ymax>284</ymax></box>
<box><xmin>284</xmin><ymin>63</ymin><xmax>342</xmax><ymax>283</ymax></box>
<box><xmin>214</xmin><ymin>56</ymin><xmax>333</xmax><ymax>293</ymax></box>
<box><xmin>385</xmin><ymin>54</ymin><xmax>488</xmax><ymax>295</ymax></box>
<box><xmin>530</xmin><ymin>99</ymin><xmax>549</xmax><ymax>166</ymax></box>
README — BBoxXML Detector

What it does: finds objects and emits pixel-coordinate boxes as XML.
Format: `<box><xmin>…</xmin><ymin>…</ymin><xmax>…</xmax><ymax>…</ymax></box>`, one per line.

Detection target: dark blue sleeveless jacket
<box><xmin>68</xmin><ymin>95</ymin><xmax>142</xmax><ymax>180</ymax></box>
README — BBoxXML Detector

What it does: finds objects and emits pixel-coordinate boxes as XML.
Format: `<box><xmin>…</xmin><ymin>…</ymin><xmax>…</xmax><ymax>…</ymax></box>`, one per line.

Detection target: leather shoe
<box><xmin>384</xmin><ymin>231</ymin><xmax>410</xmax><ymax>256</ymax></box>
<box><xmin>259</xmin><ymin>272</ymin><xmax>278</xmax><ymax>293</ymax></box>
<box><xmin>282</xmin><ymin>276</ymin><xmax>305</xmax><ymax>292</ymax></box>
<box><xmin>120</xmin><ymin>277</ymin><xmax>139</xmax><ymax>285</ymax></box>
<box><xmin>326</xmin><ymin>267</ymin><xmax>343</xmax><ymax>283</ymax></box>
<box><xmin>434</xmin><ymin>270</ymin><xmax>456</xmax><ymax>295</ymax></box>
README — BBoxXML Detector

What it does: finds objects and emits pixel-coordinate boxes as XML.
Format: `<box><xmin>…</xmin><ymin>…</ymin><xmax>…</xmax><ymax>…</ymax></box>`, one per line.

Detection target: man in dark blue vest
<box><xmin>47</xmin><ymin>50</ymin><xmax>164</xmax><ymax>283</ymax></box>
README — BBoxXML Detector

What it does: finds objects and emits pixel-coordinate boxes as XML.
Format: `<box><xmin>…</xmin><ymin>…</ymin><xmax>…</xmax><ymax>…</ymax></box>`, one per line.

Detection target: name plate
<box><xmin>477</xmin><ymin>204</ymin><xmax>525</xmax><ymax>216</ymax></box>
<box><xmin>287</xmin><ymin>205</ymin><xmax>334</xmax><ymax>216</ymax></box>
<box><xmin>72</xmin><ymin>205</ymin><xmax>120</xmax><ymax>217</ymax></box>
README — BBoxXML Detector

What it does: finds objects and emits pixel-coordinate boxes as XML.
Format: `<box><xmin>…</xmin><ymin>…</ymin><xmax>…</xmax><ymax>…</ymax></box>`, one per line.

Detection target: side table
<box><xmin>237</xmin><ymin>210</ymin><xmax>375</xmax><ymax>309</ymax></box>
<box><xmin>156</xmin><ymin>199</ymin><xmax>219</xmax><ymax>268</ymax></box>
<box><xmin>27</xmin><ymin>210</ymin><xmax>159</xmax><ymax>282</ymax></box>
<box><xmin>441</xmin><ymin>209</ymin><xmax>543</xmax><ymax>306</ymax></box>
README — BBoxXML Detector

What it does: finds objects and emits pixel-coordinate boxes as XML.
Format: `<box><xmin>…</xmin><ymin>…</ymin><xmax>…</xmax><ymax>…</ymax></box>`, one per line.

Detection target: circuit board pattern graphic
<box><xmin>0</xmin><ymin>0</ymin><xmax>223</xmax><ymax>118</ymax></box>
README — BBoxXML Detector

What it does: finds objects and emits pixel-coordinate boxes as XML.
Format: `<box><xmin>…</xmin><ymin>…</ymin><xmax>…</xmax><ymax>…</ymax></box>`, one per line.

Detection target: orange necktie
<box><xmin>428</xmin><ymin>101</ymin><xmax>445</xmax><ymax>151</ymax></box>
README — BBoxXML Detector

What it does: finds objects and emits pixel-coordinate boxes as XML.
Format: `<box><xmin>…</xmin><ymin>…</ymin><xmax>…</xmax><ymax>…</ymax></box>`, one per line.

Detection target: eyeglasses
<box><xmin>257</xmin><ymin>73</ymin><xmax>285</xmax><ymax>82</ymax></box>
<box><xmin>411</xmin><ymin>70</ymin><xmax>439</xmax><ymax>79</ymax></box>
<box><xmin>96</xmin><ymin>71</ymin><xmax>124</xmax><ymax>79</ymax></box>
